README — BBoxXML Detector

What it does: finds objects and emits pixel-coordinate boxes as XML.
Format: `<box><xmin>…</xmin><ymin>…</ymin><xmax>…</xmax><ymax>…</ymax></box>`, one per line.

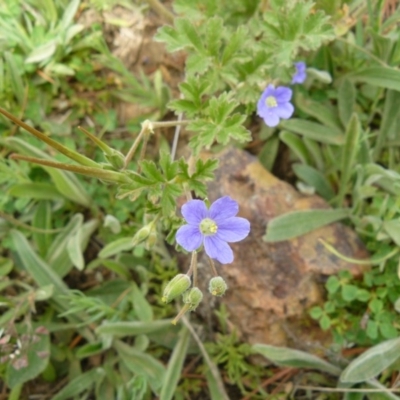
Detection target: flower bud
<box><xmin>105</xmin><ymin>150</ymin><xmax>125</xmax><ymax>170</ymax></box>
<box><xmin>208</xmin><ymin>277</ymin><xmax>228</xmax><ymax>296</ymax></box>
<box><xmin>132</xmin><ymin>224</ymin><xmax>152</xmax><ymax>246</ymax></box>
<box><xmin>162</xmin><ymin>274</ymin><xmax>191</xmax><ymax>304</ymax></box>
<box><xmin>144</xmin><ymin>230</ymin><xmax>157</xmax><ymax>250</ymax></box>
<box><xmin>182</xmin><ymin>287</ymin><xmax>203</xmax><ymax>311</ymax></box>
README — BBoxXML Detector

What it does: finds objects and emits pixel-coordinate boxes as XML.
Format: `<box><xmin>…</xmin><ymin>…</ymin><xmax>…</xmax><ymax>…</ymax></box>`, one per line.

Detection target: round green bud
<box><xmin>132</xmin><ymin>224</ymin><xmax>151</xmax><ymax>246</ymax></box>
<box><xmin>208</xmin><ymin>277</ymin><xmax>228</xmax><ymax>296</ymax></box>
<box><xmin>162</xmin><ymin>274</ymin><xmax>191</xmax><ymax>304</ymax></box>
<box><xmin>182</xmin><ymin>287</ymin><xmax>203</xmax><ymax>311</ymax></box>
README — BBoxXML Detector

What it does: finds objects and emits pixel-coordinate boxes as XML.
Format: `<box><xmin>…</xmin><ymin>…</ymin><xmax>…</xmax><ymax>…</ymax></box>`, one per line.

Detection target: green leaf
<box><xmin>155</xmin><ymin>18</ymin><xmax>204</xmax><ymax>53</ymax></box>
<box><xmin>159</xmin><ymin>326</ymin><xmax>190</xmax><ymax>400</ymax></box>
<box><xmin>338</xmin><ymin>79</ymin><xmax>356</xmax><ymax>127</ymax></box>
<box><xmin>326</xmin><ymin>276</ymin><xmax>341</xmax><ymax>294</ymax></box>
<box><xmin>0</xmin><ymin>257</ymin><xmax>13</xmax><ymax>276</ymax></box>
<box><xmin>33</xmin><ymin>201</ymin><xmax>52</xmax><ymax>257</ymax></box>
<box><xmin>366</xmin><ymin>320</ymin><xmax>378</xmax><ymax>340</ymax></box>
<box><xmin>369</xmin><ymin>298</ymin><xmax>383</xmax><ymax>314</ymax></box>
<box><xmin>309</xmin><ymin>306</ymin><xmax>323</xmax><ymax>319</ymax></box>
<box><xmin>34</xmin><ymin>284</ymin><xmax>54</xmax><ymax>301</ymax></box>
<box><xmin>294</xmin><ymin>93</ymin><xmax>341</xmax><ymax>130</ymax></box>
<box><xmin>320</xmin><ymin>314</ymin><xmax>331</xmax><ymax>330</ymax></box>
<box><xmin>8</xmin><ymin>183</ymin><xmax>63</xmax><ymax>200</ymax></box>
<box><xmin>347</xmin><ymin>67</ymin><xmax>400</xmax><ymax>91</ymax></box>
<box><xmin>10</xmin><ymin>229</ymin><xmax>69</xmax><ymax>298</ymax></box>
<box><xmin>3</xmin><ymin>137</ymin><xmax>92</xmax><ymax>207</ymax></box>
<box><xmin>6</xmin><ymin>330</ymin><xmax>50</xmax><ymax>388</ymax></box>
<box><xmin>221</xmin><ymin>25</ymin><xmax>247</xmax><ymax>65</ymax></box>
<box><xmin>264</xmin><ymin>209</ymin><xmax>349</xmax><ymax>242</ymax></box>
<box><xmin>114</xmin><ymin>340</ymin><xmax>166</xmax><ymax>392</ymax></box>
<box><xmin>382</xmin><ymin>219</ymin><xmax>400</xmax><ymax>247</ymax></box>
<box><xmin>98</xmin><ymin>237</ymin><xmax>134</xmax><ymax>258</ymax></box>
<box><xmin>58</xmin><ymin>0</ymin><xmax>81</xmax><ymax>31</ymax></box>
<box><xmin>252</xmin><ymin>344</ymin><xmax>341</xmax><ymax>376</ymax></box>
<box><xmin>280</xmin><ymin>119</ymin><xmax>344</xmax><ymax>145</ymax></box>
<box><xmin>204</xmin><ymin>17</ymin><xmax>223</xmax><ymax>57</ymax></box>
<box><xmin>280</xmin><ymin>131</ymin><xmax>311</xmax><ymax>165</ymax></box>
<box><xmin>4</xmin><ymin>52</ymin><xmax>24</xmax><ymax>105</ymax></box>
<box><xmin>46</xmin><ymin>214</ymin><xmax>83</xmax><ymax>277</ymax></box>
<box><xmin>25</xmin><ymin>41</ymin><xmax>57</xmax><ymax>64</ymax></box>
<box><xmin>293</xmin><ymin>164</ymin><xmax>335</xmax><ymax>200</ymax></box>
<box><xmin>340</xmin><ymin>337</ymin><xmax>400</xmax><ymax>383</ymax></box>
<box><xmin>96</xmin><ymin>320</ymin><xmax>174</xmax><ymax>337</ymax></box>
<box><xmin>186</xmin><ymin>53</ymin><xmax>212</xmax><ymax>75</ymax></box>
<box><xmin>336</xmin><ymin>113</ymin><xmax>361</xmax><ymax>206</ymax></box>
<box><xmin>341</xmin><ymin>284</ymin><xmax>359</xmax><ymax>301</ymax></box>
<box><xmin>374</xmin><ymin>90</ymin><xmax>400</xmax><ymax>159</ymax></box>
<box><xmin>131</xmin><ymin>282</ymin><xmax>153</xmax><ymax>322</ymax></box>
<box><xmin>67</xmin><ymin>226</ymin><xmax>84</xmax><ymax>271</ymax></box>
<box><xmin>188</xmin><ymin>94</ymin><xmax>251</xmax><ymax>153</ymax></box>
<box><xmin>52</xmin><ymin>368</ymin><xmax>105</xmax><ymax>400</ymax></box>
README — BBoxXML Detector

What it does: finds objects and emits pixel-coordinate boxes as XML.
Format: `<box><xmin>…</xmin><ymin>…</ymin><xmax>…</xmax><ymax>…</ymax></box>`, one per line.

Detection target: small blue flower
<box><xmin>292</xmin><ymin>61</ymin><xmax>307</xmax><ymax>84</ymax></box>
<box><xmin>257</xmin><ymin>84</ymin><xmax>294</xmax><ymax>127</ymax></box>
<box><xmin>176</xmin><ymin>196</ymin><xmax>250</xmax><ymax>264</ymax></box>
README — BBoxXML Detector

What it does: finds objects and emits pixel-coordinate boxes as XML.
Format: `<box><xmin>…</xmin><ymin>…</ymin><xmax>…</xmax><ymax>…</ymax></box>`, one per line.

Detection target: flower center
<box><xmin>265</xmin><ymin>96</ymin><xmax>277</xmax><ymax>108</ymax></box>
<box><xmin>199</xmin><ymin>218</ymin><xmax>218</xmax><ymax>236</ymax></box>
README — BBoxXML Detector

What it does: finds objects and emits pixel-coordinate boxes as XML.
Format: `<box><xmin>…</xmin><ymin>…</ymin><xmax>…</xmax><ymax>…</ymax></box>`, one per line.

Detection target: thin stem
<box><xmin>145</xmin><ymin>0</ymin><xmax>175</xmax><ymax>23</ymax></box>
<box><xmin>171</xmin><ymin>304</ymin><xmax>190</xmax><ymax>325</ymax></box>
<box><xmin>181</xmin><ymin>316</ymin><xmax>230</xmax><ymax>400</ymax></box>
<box><xmin>171</xmin><ymin>113</ymin><xmax>185</xmax><ymax>161</ymax></box>
<box><xmin>186</xmin><ymin>250</ymin><xmax>197</xmax><ymax>277</ymax></box>
<box><xmin>191</xmin><ymin>251</ymin><xmax>198</xmax><ymax>287</ymax></box>
<box><xmin>0</xmin><ymin>211</ymin><xmax>63</xmax><ymax>233</ymax></box>
<box><xmin>123</xmin><ymin>126</ymin><xmax>147</xmax><ymax>169</ymax></box>
<box><xmin>152</xmin><ymin>120</ymin><xmax>190</xmax><ymax>128</ymax></box>
<box><xmin>295</xmin><ymin>385</ymin><xmax>400</xmax><ymax>394</ymax></box>
<box><xmin>137</xmin><ymin>131</ymin><xmax>150</xmax><ymax>173</ymax></box>
<box><xmin>206</xmin><ymin>256</ymin><xmax>219</xmax><ymax>277</ymax></box>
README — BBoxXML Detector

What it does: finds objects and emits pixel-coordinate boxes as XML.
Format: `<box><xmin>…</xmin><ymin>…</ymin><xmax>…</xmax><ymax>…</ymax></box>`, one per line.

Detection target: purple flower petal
<box><xmin>181</xmin><ymin>200</ymin><xmax>208</xmax><ymax>224</ymax></box>
<box><xmin>176</xmin><ymin>224</ymin><xmax>203</xmax><ymax>251</ymax></box>
<box><xmin>292</xmin><ymin>62</ymin><xmax>307</xmax><ymax>84</ymax></box>
<box><xmin>262</xmin><ymin>112</ymin><xmax>280</xmax><ymax>127</ymax></box>
<box><xmin>209</xmin><ymin>196</ymin><xmax>238</xmax><ymax>221</ymax></box>
<box><xmin>295</xmin><ymin>61</ymin><xmax>306</xmax><ymax>72</ymax></box>
<box><xmin>263</xmin><ymin>84</ymin><xmax>276</xmax><ymax>98</ymax></box>
<box><xmin>216</xmin><ymin>217</ymin><xmax>250</xmax><ymax>242</ymax></box>
<box><xmin>275</xmin><ymin>102</ymin><xmax>294</xmax><ymax>119</ymax></box>
<box><xmin>204</xmin><ymin>235</ymin><xmax>234</xmax><ymax>264</ymax></box>
<box><xmin>274</xmin><ymin>86</ymin><xmax>292</xmax><ymax>103</ymax></box>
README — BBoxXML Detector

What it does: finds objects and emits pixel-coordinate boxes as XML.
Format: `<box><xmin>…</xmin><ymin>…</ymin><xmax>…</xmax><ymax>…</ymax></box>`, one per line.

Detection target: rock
<box><xmin>194</xmin><ymin>147</ymin><xmax>369</xmax><ymax>347</ymax></box>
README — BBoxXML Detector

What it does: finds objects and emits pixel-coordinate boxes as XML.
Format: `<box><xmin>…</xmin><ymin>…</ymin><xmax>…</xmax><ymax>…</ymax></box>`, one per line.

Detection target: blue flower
<box><xmin>292</xmin><ymin>61</ymin><xmax>307</xmax><ymax>84</ymax></box>
<box><xmin>257</xmin><ymin>85</ymin><xmax>294</xmax><ymax>127</ymax></box>
<box><xmin>176</xmin><ymin>196</ymin><xmax>250</xmax><ymax>264</ymax></box>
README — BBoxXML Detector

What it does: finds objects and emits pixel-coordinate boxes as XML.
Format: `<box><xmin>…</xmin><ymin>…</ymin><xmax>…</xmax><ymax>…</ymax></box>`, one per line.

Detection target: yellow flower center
<box><xmin>265</xmin><ymin>96</ymin><xmax>277</xmax><ymax>108</ymax></box>
<box><xmin>200</xmin><ymin>218</ymin><xmax>218</xmax><ymax>236</ymax></box>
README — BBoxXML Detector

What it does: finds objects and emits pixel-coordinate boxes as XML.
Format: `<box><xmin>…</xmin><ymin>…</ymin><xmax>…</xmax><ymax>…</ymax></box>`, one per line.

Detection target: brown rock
<box><xmin>195</xmin><ymin>147</ymin><xmax>369</xmax><ymax>347</ymax></box>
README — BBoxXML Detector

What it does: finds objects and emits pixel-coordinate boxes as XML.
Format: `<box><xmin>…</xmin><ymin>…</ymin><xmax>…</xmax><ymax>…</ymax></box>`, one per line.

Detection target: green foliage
<box><xmin>3</xmin><ymin>0</ymin><xmax>400</xmax><ymax>397</ymax></box>
<box><xmin>310</xmin><ymin>264</ymin><xmax>400</xmax><ymax>346</ymax></box>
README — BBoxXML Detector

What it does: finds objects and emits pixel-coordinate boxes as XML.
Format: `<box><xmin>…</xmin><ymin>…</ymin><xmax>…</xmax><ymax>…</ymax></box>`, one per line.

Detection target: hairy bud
<box><xmin>162</xmin><ymin>274</ymin><xmax>191</xmax><ymax>304</ymax></box>
<box><xmin>208</xmin><ymin>277</ymin><xmax>228</xmax><ymax>296</ymax></box>
<box><xmin>182</xmin><ymin>287</ymin><xmax>203</xmax><ymax>311</ymax></box>
<box><xmin>132</xmin><ymin>224</ymin><xmax>152</xmax><ymax>246</ymax></box>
